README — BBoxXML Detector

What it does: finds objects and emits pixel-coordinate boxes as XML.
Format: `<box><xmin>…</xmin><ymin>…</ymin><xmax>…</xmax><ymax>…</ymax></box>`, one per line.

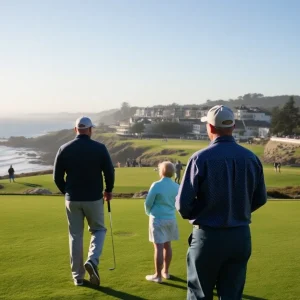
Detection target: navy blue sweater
<box><xmin>176</xmin><ymin>136</ymin><xmax>267</xmax><ymax>227</ymax></box>
<box><xmin>53</xmin><ymin>134</ymin><xmax>115</xmax><ymax>201</ymax></box>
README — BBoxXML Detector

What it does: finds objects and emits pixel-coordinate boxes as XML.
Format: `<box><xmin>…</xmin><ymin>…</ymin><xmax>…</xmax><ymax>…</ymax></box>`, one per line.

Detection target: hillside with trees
<box><xmin>98</xmin><ymin>102</ymin><xmax>138</xmax><ymax>124</ymax></box>
<box><xmin>97</xmin><ymin>94</ymin><xmax>300</xmax><ymax>125</ymax></box>
<box><xmin>205</xmin><ymin>93</ymin><xmax>300</xmax><ymax>109</ymax></box>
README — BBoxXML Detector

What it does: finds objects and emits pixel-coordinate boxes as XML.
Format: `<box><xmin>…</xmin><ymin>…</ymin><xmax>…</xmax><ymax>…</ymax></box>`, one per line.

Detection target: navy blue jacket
<box><xmin>53</xmin><ymin>134</ymin><xmax>115</xmax><ymax>201</ymax></box>
<box><xmin>176</xmin><ymin>136</ymin><xmax>267</xmax><ymax>227</ymax></box>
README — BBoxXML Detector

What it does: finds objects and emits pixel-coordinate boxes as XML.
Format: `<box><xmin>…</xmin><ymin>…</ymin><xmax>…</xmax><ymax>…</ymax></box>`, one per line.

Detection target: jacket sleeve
<box><xmin>251</xmin><ymin>157</ymin><xmax>267</xmax><ymax>212</ymax></box>
<box><xmin>53</xmin><ymin>147</ymin><xmax>66</xmax><ymax>194</ymax></box>
<box><xmin>176</xmin><ymin>157</ymin><xmax>200</xmax><ymax>219</ymax></box>
<box><xmin>144</xmin><ymin>183</ymin><xmax>156</xmax><ymax>216</ymax></box>
<box><xmin>101</xmin><ymin>145</ymin><xmax>115</xmax><ymax>193</ymax></box>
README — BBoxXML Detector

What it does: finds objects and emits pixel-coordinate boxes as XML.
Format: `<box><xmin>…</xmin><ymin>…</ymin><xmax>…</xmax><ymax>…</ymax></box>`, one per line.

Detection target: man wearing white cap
<box><xmin>54</xmin><ymin>116</ymin><xmax>115</xmax><ymax>286</ymax></box>
<box><xmin>176</xmin><ymin>105</ymin><xmax>267</xmax><ymax>299</ymax></box>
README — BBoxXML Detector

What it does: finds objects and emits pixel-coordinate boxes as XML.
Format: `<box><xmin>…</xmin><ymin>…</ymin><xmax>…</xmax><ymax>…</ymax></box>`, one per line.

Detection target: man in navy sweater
<box><xmin>176</xmin><ymin>106</ymin><xmax>267</xmax><ymax>300</ymax></box>
<box><xmin>54</xmin><ymin>116</ymin><xmax>115</xmax><ymax>287</ymax></box>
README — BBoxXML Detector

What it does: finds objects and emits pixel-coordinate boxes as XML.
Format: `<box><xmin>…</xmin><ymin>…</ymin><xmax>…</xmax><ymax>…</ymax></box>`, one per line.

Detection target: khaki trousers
<box><xmin>65</xmin><ymin>199</ymin><xmax>107</xmax><ymax>280</ymax></box>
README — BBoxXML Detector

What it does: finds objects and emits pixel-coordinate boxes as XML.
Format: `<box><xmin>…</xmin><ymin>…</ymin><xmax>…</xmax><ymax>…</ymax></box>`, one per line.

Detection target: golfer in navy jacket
<box><xmin>54</xmin><ymin>116</ymin><xmax>115</xmax><ymax>286</ymax></box>
<box><xmin>176</xmin><ymin>106</ymin><xmax>267</xmax><ymax>300</ymax></box>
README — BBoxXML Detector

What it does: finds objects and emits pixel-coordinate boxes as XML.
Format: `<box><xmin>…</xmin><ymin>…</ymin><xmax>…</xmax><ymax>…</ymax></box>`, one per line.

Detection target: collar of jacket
<box><xmin>210</xmin><ymin>135</ymin><xmax>235</xmax><ymax>145</ymax></box>
<box><xmin>76</xmin><ymin>134</ymin><xmax>90</xmax><ymax>139</ymax></box>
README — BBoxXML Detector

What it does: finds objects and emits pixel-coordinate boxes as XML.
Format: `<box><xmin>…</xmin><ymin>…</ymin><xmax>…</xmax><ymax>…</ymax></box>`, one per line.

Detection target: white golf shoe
<box><xmin>145</xmin><ymin>275</ymin><xmax>162</xmax><ymax>283</ymax></box>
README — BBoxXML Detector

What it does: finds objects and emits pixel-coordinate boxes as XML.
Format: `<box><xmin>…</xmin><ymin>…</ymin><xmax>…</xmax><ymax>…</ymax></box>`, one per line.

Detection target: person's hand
<box><xmin>104</xmin><ymin>191</ymin><xmax>113</xmax><ymax>201</ymax></box>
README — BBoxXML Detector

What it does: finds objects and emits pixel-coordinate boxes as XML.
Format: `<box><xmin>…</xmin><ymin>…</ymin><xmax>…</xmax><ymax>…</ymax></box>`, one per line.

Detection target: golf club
<box><xmin>107</xmin><ymin>200</ymin><xmax>116</xmax><ymax>270</ymax></box>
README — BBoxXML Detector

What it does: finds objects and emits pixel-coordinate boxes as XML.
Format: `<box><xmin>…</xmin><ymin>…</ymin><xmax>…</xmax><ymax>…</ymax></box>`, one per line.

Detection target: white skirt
<box><xmin>149</xmin><ymin>217</ymin><xmax>179</xmax><ymax>243</ymax></box>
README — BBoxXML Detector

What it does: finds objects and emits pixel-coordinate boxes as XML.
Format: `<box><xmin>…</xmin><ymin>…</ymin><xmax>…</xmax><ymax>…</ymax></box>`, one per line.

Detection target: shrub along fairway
<box><xmin>0</xmin><ymin>165</ymin><xmax>299</xmax><ymax>195</ymax></box>
<box><xmin>0</xmin><ymin>196</ymin><xmax>299</xmax><ymax>300</ymax></box>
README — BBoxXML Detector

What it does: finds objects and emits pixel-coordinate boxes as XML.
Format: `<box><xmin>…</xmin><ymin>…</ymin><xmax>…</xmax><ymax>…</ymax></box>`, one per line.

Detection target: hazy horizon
<box><xmin>1</xmin><ymin>1</ymin><xmax>300</xmax><ymax>114</ymax></box>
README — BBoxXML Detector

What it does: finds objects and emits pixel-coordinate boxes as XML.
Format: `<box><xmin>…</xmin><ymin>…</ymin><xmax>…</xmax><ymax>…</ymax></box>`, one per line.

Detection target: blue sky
<box><xmin>1</xmin><ymin>0</ymin><xmax>300</xmax><ymax>114</ymax></box>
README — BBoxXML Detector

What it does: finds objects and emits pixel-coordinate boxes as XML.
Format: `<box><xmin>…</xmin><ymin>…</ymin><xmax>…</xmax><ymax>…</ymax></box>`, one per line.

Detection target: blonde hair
<box><xmin>159</xmin><ymin>161</ymin><xmax>175</xmax><ymax>178</ymax></box>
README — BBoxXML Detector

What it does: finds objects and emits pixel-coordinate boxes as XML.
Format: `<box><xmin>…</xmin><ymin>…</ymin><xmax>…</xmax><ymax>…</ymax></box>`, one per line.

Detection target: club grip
<box><xmin>107</xmin><ymin>200</ymin><xmax>111</xmax><ymax>212</ymax></box>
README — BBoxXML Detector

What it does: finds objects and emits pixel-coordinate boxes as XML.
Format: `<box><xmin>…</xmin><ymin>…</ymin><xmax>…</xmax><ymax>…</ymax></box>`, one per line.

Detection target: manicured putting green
<box><xmin>0</xmin><ymin>196</ymin><xmax>299</xmax><ymax>299</ymax></box>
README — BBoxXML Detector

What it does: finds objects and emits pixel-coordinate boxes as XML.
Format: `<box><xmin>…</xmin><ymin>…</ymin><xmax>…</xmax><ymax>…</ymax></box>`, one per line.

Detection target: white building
<box><xmin>258</xmin><ymin>127</ymin><xmax>270</xmax><ymax>138</ymax></box>
<box><xmin>192</xmin><ymin>121</ymin><xmax>208</xmax><ymax>137</ymax></box>
<box><xmin>115</xmin><ymin>120</ymin><xmax>132</xmax><ymax>136</ymax></box>
<box><xmin>134</xmin><ymin>108</ymin><xmax>152</xmax><ymax>117</ymax></box>
<box><xmin>235</xmin><ymin>105</ymin><xmax>271</xmax><ymax>123</ymax></box>
<box><xmin>134</xmin><ymin>105</ymin><xmax>213</xmax><ymax>120</ymax></box>
<box><xmin>134</xmin><ymin>108</ymin><xmax>144</xmax><ymax>117</ymax></box>
<box><xmin>184</xmin><ymin>107</ymin><xmax>198</xmax><ymax>118</ymax></box>
<box><xmin>242</xmin><ymin>120</ymin><xmax>270</xmax><ymax>138</ymax></box>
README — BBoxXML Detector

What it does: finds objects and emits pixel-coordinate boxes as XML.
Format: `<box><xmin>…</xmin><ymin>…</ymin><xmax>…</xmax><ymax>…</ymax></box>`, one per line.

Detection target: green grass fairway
<box><xmin>0</xmin><ymin>165</ymin><xmax>299</xmax><ymax>194</ymax></box>
<box><xmin>0</xmin><ymin>196</ymin><xmax>299</xmax><ymax>300</ymax></box>
<box><xmin>111</xmin><ymin>138</ymin><xmax>265</xmax><ymax>163</ymax></box>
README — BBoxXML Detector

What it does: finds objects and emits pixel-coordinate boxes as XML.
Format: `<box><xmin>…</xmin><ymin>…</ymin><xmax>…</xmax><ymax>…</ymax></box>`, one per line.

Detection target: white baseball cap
<box><xmin>201</xmin><ymin>105</ymin><xmax>235</xmax><ymax>128</ymax></box>
<box><xmin>75</xmin><ymin>116</ymin><xmax>96</xmax><ymax>129</ymax></box>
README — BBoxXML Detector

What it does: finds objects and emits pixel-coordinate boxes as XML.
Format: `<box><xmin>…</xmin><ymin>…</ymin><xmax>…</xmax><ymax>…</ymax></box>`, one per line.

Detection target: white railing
<box><xmin>270</xmin><ymin>137</ymin><xmax>300</xmax><ymax>144</ymax></box>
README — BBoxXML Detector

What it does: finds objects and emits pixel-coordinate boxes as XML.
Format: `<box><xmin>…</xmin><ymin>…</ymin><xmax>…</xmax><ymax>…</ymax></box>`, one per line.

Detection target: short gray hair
<box><xmin>158</xmin><ymin>161</ymin><xmax>175</xmax><ymax>178</ymax></box>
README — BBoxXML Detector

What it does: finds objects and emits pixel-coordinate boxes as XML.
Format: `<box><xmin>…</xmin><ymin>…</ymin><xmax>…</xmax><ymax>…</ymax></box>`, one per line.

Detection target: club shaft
<box><xmin>108</xmin><ymin>210</ymin><xmax>116</xmax><ymax>269</ymax></box>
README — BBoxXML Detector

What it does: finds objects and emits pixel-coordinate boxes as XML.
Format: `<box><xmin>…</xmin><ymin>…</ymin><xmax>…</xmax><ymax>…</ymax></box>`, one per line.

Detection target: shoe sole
<box><xmin>85</xmin><ymin>262</ymin><xmax>100</xmax><ymax>286</ymax></box>
<box><xmin>74</xmin><ymin>281</ymin><xmax>84</xmax><ymax>286</ymax></box>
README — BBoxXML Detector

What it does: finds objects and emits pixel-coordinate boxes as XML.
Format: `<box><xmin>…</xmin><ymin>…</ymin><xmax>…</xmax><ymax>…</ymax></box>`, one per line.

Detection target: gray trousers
<box><xmin>187</xmin><ymin>225</ymin><xmax>251</xmax><ymax>300</ymax></box>
<box><xmin>65</xmin><ymin>199</ymin><xmax>107</xmax><ymax>280</ymax></box>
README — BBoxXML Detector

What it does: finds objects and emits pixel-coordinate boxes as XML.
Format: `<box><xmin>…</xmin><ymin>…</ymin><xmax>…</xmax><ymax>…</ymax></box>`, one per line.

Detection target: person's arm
<box><xmin>251</xmin><ymin>157</ymin><xmax>267</xmax><ymax>212</ymax></box>
<box><xmin>175</xmin><ymin>157</ymin><xmax>200</xmax><ymax>219</ymax></box>
<box><xmin>144</xmin><ymin>183</ymin><xmax>157</xmax><ymax>216</ymax></box>
<box><xmin>53</xmin><ymin>147</ymin><xmax>66</xmax><ymax>194</ymax></box>
<box><xmin>101</xmin><ymin>145</ymin><xmax>115</xmax><ymax>200</ymax></box>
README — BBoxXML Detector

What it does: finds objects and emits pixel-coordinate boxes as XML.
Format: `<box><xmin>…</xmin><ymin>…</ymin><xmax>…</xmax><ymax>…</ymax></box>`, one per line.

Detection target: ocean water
<box><xmin>0</xmin><ymin>146</ymin><xmax>53</xmax><ymax>176</ymax></box>
<box><xmin>0</xmin><ymin>118</ymin><xmax>72</xmax><ymax>175</ymax></box>
<box><xmin>0</xmin><ymin>118</ymin><xmax>73</xmax><ymax>138</ymax></box>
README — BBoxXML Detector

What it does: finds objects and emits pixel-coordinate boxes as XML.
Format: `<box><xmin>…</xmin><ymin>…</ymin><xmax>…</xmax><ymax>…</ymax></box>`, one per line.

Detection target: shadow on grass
<box><xmin>213</xmin><ymin>291</ymin><xmax>267</xmax><ymax>300</ymax></box>
<box><xmin>169</xmin><ymin>275</ymin><xmax>186</xmax><ymax>284</ymax></box>
<box><xmin>83</xmin><ymin>281</ymin><xmax>147</xmax><ymax>300</ymax></box>
<box><xmin>241</xmin><ymin>295</ymin><xmax>267</xmax><ymax>300</ymax></box>
<box><xmin>16</xmin><ymin>182</ymin><xmax>42</xmax><ymax>188</ymax></box>
<box><xmin>160</xmin><ymin>281</ymin><xmax>186</xmax><ymax>290</ymax></box>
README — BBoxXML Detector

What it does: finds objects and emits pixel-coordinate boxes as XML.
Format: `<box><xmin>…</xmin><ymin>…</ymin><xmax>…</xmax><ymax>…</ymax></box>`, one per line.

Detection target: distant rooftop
<box><xmin>235</xmin><ymin>105</ymin><xmax>271</xmax><ymax>115</ymax></box>
<box><xmin>243</xmin><ymin>120</ymin><xmax>271</xmax><ymax>128</ymax></box>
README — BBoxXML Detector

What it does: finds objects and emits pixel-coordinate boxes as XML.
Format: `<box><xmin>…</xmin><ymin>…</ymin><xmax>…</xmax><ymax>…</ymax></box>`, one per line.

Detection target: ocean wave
<box><xmin>0</xmin><ymin>146</ymin><xmax>52</xmax><ymax>176</ymax></box>
<box><xmin>0</xmin><ymin>154</ymin><xmax>26</xmax><ymax>161</ymax></box>
<box><xmin>0</xmin><ymin>158</ymin><xmax>25</xmax><ymax>167</ymax></box>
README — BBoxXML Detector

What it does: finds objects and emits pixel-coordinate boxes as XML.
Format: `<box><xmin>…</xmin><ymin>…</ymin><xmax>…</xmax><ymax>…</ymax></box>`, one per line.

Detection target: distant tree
<box><xmin>120</xmin><ymin>102</ymin><xmax>131</xmax><ymax>118</ymax></box>
<box><xmin>242</xmin><ymin>93</ymin><xmax>264</xmax><ymax>102</ymax></box>
<box><xmin>242</xmin><ymin>94</ymin><xmax>252</xmax><ymax>102</ymax></box>
<box><xmin>271</xmin><ymin>96</ymin><xmax>300</xmax><ymax>135</ymax></box>
<box><xmin>130</xmin><ymin>122</ymin><xmax>145</xmax><ymax>136</ymax></box>
<box><xmin>281</xmin><ymin>96</ymin><xmax>299</xmax><ymax>134</ymax></box>
<box><xmin>270</xmin><ymin>107</ymin><xmax>283</xmax><ymax>135</ymax></box>
<box><xmin>254</xmin><ymin>93</ymin><xmax>264</xmax><ymax>98</ymax></box>
<box><xmin>293</xmin><ymin>127</ymin><xmax>300</xmax><ymax>134</ymax></box>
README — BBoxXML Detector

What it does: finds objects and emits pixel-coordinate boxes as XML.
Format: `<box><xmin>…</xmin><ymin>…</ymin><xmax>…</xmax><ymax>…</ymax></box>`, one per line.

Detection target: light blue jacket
<box><xmin>145</xmin><ymin>177</ymin><xmax>179</xmax><ymax>219</ymax></box>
